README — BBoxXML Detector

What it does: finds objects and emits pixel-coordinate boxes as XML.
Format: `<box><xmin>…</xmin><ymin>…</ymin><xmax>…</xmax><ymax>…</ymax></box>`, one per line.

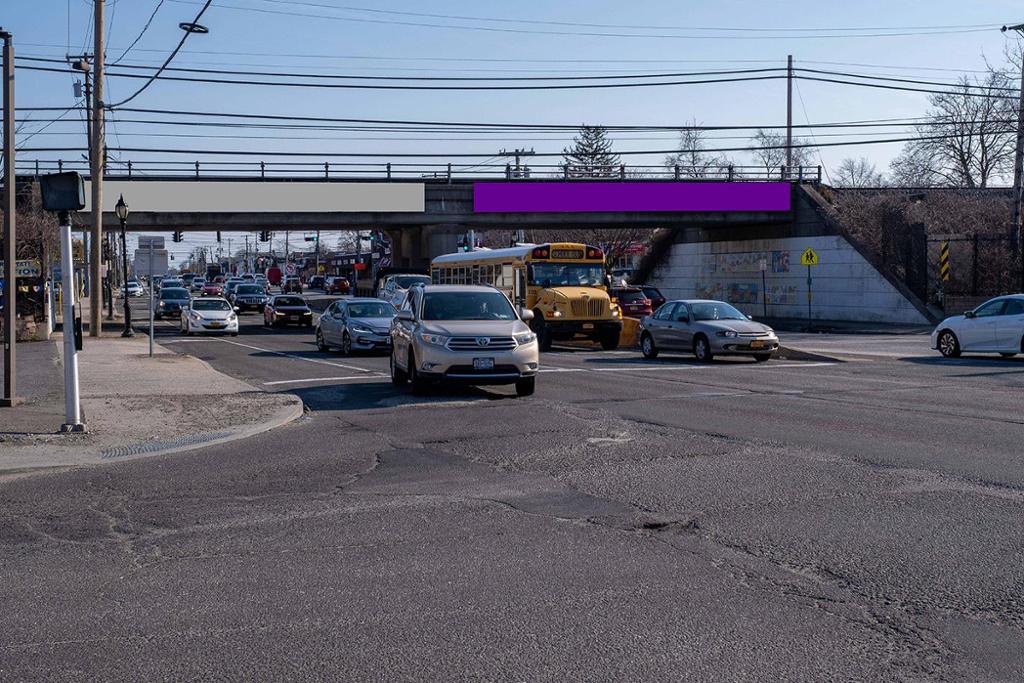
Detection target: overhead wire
<box><xmin>110</xmin><ymin>0</ymin><xmax>166</xmax><ymax>66</ymax></box>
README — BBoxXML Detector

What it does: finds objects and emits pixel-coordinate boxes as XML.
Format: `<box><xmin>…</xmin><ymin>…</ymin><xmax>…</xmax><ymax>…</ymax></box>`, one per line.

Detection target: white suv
<box><xmin>390</xmin><ymin>285</ymin><xmax>539</xmax><ymax>396</ymax></box>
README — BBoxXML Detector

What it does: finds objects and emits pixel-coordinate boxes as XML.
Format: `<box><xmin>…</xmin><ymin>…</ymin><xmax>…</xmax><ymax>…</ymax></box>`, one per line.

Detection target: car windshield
<box><xmin>690</xmin><ymin>302</ymin><xmax>747</xmax><ymax>321</ymax></box>
<box><xmin>275</xmin><ymin>297</ymin><xmax>305</xmax><ymax>307</ymax></box>
<box><xmin>642</xmin><ymin>287</ymin><xmax>662</xmax><ymax>298</ymax></box>
<box><xmin>615</xmin><ymin>290</ymin><xmax>647</xmax><ymax>303</ymax></box>
<box><xmin>529</xmin><ymin>263</ymin><xmax>605</xmax><ymax>287</ymax></box>
<box><xmin>348</xmin><ymin>302</ymin><xmax>395</xmax><ymax>318</ymax></box>
<box><xmin>236</xmin><ymin>285</ymin><xmax>262</xmax><ymax>294</ymax></box>
<box><xmin>160</xmin><ymin>288</ymin><xmax>189</xmax><ymax>300</ymax></box>
<box><xmin>163</xmin><ymin>281</ymin><xmax>182</xmax><ymax>288</ymax></box>
<box><xmin>193</xmin><ymin>299</ymin><xmax>231</xmax><ymax>311</ymax></box>
<box><xmin>396</xmin><ymin>275</ymin><xmax>430</xmax><ymax>289</ymax></box>
<box><xmin>422</xmin><ymin>291</ymin><xmax>516</xmax><ymax>321</ymax></box>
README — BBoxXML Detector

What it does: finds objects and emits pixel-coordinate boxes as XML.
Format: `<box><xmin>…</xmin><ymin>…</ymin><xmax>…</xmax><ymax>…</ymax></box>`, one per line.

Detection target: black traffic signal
<box><xmin>216</xmin><ymin>231</ymin><xmax>222</xmax><ymax>243</ymax></box>
<box><xmin>259</xmin><ymin>230</ymin><xmax>271</xmax><ymax>242</ymax></box>
<box><xmin>172</xmin><ymin>231</ymin><xmax>183</xmax><ymax>243</ymax></box>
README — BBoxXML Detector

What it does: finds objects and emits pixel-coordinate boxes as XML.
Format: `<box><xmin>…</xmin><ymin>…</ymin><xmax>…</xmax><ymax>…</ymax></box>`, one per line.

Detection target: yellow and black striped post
<box><xmin>939</xmin><ymin>241</ymin><xmax>951</xmax><ymax>282</ymax></box>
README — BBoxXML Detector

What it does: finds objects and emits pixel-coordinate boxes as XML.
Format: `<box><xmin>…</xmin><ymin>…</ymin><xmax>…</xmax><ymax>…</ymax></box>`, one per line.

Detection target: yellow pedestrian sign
<box><xmin>800</xmin><ymin>248</ymin><xmax>819</xmax><ymax>266</ymax></box>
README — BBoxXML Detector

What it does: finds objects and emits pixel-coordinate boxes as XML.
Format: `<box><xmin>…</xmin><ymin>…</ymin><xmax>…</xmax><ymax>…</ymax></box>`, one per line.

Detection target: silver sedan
<box><xmin>639</xmin><ymin>299</ymin><xmax>779</xmax><ymax>362</ymax></box>
<box><xmin>316</xmin><ymin>298</ymin><xmax>397</xmax><ymax>355</ymax></box>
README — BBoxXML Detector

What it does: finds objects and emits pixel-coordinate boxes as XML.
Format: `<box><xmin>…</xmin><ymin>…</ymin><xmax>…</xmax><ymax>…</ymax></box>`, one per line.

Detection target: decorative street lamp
<box><xmin>115</xmin><ymin>194</ymin><xmax>133</xmax><ymax>338</ymax></box>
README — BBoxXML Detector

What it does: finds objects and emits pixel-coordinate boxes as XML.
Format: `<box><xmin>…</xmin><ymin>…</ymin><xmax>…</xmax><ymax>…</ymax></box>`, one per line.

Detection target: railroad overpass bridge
<box><xmin>72</xmin><ymin>177</ymin><xmax>798</xmax><ymax>268</ymax></box>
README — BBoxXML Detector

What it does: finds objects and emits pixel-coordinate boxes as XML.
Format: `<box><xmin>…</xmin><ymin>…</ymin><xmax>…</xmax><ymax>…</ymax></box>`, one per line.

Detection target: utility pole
<box><xmin>786</xmin><ymin>54</ymin><xmax>793</xmax><ymax>179</ymax></box>
<box><xmin>88</xmin><ymin>0</ymin><xmax>105</xmax><ymax>337</ymax></box>
<box><xmin>284</xmin><ymin>230</ymin><xmax>290</xmax><ymax>267</ymax></box>
<box><xmin>244</xmin><ymin>234</ymin><xmax>250</xmax><ymax>272</ymax></box>
<box><xmin>1003</xmin><ymin>25</ymin><xmax>1024</xmax><ymax>289</ymax></box>
<box><xmin>499</xmin><ymin>147</ymin><xmax>535</xmax><ymax>178</ymax></box>
<box><xmin>1</xmin><ymin>28</ymin><xmax>18</xmax><ymax>407</ymax></box>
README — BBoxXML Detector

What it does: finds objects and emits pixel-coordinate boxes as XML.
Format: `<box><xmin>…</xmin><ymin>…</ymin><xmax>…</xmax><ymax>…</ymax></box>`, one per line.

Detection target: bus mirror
<box><xmin>520</xmin><ymin>308</ymin><xmax>534</xmax><ymax>321</ymax></box>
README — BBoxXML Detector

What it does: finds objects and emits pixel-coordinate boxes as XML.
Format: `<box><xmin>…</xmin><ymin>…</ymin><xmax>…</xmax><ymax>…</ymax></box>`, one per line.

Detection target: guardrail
<box><xmin>20</xmin><ymin>159</ymin><xmax>823</xmax><ymax>183</ymax></box>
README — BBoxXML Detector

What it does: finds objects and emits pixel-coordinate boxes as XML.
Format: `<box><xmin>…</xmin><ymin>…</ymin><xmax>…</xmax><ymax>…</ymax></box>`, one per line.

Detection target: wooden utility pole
<box><xmin>1</xmin><ymin>28</ymin><xmax>18</xmax><ymax>406</ymax></box>
<box><xmin>786</xmin><ymin>55</ymin><xmax>793</xmax><ymax>179</ymax></box>
<box><xmin>88</xmin><ymin>0</ymin><xmax>105</xmax><ymax>336</ymax></box>
<box><xmin>1004</xmin><ymin>25</ymin><xmax>1024</xmax><ymax>289</ymax></box>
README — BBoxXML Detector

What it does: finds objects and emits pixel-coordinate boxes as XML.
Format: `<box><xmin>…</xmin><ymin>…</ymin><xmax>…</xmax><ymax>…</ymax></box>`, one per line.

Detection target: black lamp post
<box><xmin>115</xmin><ymin>194</ymin><xmax>133</xmax><ymax>337</ymax></box>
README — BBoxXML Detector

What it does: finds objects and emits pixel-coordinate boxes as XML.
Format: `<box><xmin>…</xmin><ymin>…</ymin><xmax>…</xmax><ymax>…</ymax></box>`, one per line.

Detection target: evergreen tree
<box><xmin>561</xmin><ymin>125</ymin><xmax>620</xmax><ymax>178</ymax></box>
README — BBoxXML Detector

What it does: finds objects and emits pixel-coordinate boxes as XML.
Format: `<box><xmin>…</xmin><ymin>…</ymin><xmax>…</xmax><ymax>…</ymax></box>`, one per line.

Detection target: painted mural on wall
<box><xmin>695</xmin><ymin>281</ymin><xmax>799</xmax><ymax>306</ymax></box>
<box><xmin>706</xmin><ymin>250</ymin><xmax>791</xmax><ymax>274</ymax></box>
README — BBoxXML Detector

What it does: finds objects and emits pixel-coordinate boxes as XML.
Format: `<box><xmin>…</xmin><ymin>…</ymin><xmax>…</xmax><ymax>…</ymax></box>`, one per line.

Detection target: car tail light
<box><xmin>531</xmin><ymin>247</ymin><xmax>549</xmax><ymax>259</ymax></box>
<box><xmin>586</xmin><ymin>247</ymin><xmax>604</xmax><ymax>260</ymax></box>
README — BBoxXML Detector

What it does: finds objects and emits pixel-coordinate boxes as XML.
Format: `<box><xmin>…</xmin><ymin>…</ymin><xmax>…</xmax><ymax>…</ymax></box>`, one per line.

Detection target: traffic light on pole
<box><xmin>172</xmin><ymin>231</ymin><xmax>183</xmax><ymax>243</ymax></box>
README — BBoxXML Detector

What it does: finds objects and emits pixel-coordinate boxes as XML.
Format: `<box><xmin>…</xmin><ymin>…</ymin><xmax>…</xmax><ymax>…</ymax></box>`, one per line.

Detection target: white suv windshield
<box><xmin>421</xmin><ymin>292</ymin><xmax>516</xmax><ymax>321</ymax></box>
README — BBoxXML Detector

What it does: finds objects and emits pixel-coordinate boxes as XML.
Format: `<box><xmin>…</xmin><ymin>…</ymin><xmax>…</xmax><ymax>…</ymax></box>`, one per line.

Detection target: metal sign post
<box><xmin>758</xmin><ymin>257</ymin><xmax>768</xmax><ymax>319</ymax></box>
<box><xmin>800</xmin><ymin>248</ymin><xmax>819</xmax><ymax>331</ymax></box>
<box><xmin>138</xmin><ymin>235</ymin><xmax>164</xmax><ymax>357</ymax></box>
<box><xmin>58</xmin><ymin>211</ymin><xmax>84</xmax><ymax>431</ymax></box>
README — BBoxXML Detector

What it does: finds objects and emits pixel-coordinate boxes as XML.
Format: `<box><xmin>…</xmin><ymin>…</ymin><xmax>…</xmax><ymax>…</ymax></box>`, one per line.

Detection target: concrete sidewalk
<box><xmin>0</xmin><ymin>334</ymin><xmax>303</xmax><ymax>475</ymax></box>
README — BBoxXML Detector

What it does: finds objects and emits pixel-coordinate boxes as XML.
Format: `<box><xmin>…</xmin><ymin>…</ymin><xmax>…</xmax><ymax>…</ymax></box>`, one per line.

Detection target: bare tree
<box><xmin>664</xmin><ymin>121</ymin><xmax>731</xmax><ymax>178</ymax></box>
<box><xmin>833</xmin><ymin>157</ymin><xmax>885</xmax><ymax>187</ymax></box>
<box><xmin>749</xmin><ymin>129</ymin><xmax>815</xmax><ymax>177</ymax></box>
<box><xmin>889</xmin><ymin>70</ymin><xmax>1016</xmax><ymax>188</ymax></box>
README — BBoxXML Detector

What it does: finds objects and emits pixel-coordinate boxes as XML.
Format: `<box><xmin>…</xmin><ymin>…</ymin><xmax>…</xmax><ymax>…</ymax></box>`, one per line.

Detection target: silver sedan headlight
<box><xmin>716</xmin><ymin>330</ymin><xmax>738</xmax><ymax>338</ymax></box>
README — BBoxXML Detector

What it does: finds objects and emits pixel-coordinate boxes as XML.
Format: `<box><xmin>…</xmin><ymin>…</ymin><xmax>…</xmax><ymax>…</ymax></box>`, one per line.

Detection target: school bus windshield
<box><xmin>529</xmin><ymin>263</ymin><xmax>605</xmax><ymax>287</ymax></box>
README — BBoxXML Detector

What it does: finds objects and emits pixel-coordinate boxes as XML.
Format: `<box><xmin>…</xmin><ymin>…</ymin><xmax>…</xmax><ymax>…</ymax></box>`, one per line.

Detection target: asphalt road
<box><xmin>2</xmin><ymin>303</ymin><xmax>1023</xmax><ymax>681</ymax></box>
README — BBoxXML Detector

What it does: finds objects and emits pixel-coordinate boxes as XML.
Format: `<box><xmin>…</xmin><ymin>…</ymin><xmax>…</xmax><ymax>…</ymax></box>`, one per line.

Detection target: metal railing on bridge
<box><xmin>21</xmin><ymin>159</ymin><xmax>822</xmax><ymax>183</ymax></box>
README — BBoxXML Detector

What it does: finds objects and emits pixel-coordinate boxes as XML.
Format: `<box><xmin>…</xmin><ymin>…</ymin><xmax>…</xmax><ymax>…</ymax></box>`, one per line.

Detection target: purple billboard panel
<box><xmin>473</xmin><ymin>182</ymin><xmax>791</xmax><ymax>213</ymax></box>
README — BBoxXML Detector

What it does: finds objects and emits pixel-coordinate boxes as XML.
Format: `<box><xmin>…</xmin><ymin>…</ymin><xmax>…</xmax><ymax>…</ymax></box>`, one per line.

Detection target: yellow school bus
<box><xmin>430</xmin><ymin>243</ymin><xmax>622</xmax><ymax>350</ymax></box>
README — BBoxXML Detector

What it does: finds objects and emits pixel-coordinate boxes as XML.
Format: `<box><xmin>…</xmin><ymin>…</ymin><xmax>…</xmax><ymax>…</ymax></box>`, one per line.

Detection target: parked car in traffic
<box><xmin>639</xmin><ymin>285</ymin><xmax>667</xmax><ymax>311</ymax></box>
<box><xmin>639</xmin><ymin>299</ymin><xmax>779</xmax><ymax>362</ymax></box>
<box><xmin>180</xmin><ymin>296</ymin><xmax>239</xmax><ymax>336</ymax></box>
<box><xmin>263</xmin><ymin>295</ymin><xmax>313</xmax><ymax>327</ymax></box>
<box><xmin>317</xmin><ymin>298</ymin><xmax>396</xmax><ymax>355</ymax></box>
<box><xmin>154</xmin><ymin>287</ymin><xmax>191</xmax><ymax>319</ymax></box>
<box><xmin>609</xmin><ymin>287</ymin><xmax>654</xmax><ymax>319</ymax></box>
<box><xmin>121</xmin><ymin>280</ymin><xmax>145</xmax><ymax>298</ymax></box>
<box><xmin>932</xmin><ymin>294</ymin><xmax>1024</xmax><ymax>358</ymax></box>
<box><xmin>390</xmin><ymin>285</ymin><xmax>539</xmax><ymax>396</ymax></box>
<box><xmin>202</xmin><ymin>281</ymin><xmax>225</xmax><ymax>297</ymax></box>
<box><xmin>378</xmin><ymin>273</ymin><xmax>431</xmax><ymax>308</ymax></box>
<box><xmin>230</xmin><ymin>283</ymin><xmax>269</xmax><ymax>312</ymax></box>
<box><xmin>327</xmin><ymin>276</ymin><xmax>351</xmax><ymax>294</ymax></box>
<box><xmin>281</xmin><ymin>276</ymin><xmax>304</xmax><ymax>294</ymax></box>
<box><xmin>223</xmin><ymin>278</ymin><xmax>244</xmax><ymax>301</ymax></box>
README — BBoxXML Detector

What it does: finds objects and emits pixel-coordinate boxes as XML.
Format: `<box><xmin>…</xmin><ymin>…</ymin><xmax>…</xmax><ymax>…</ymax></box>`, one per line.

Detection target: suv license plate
<box><xmin>473</xmin><ymin>358</ymin><xmax>495</xmax><ymax>371</ymax></box>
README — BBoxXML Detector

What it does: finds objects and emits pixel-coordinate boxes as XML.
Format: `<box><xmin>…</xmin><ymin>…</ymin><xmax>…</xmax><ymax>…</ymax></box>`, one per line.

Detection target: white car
<box><xmin>932</xmin><ymin>294</ymin><xmax>1024</xmax><ymax>358</ymax></box>
<box><xmin>122</xmin><ymin>280</ymin><xmax>145</xmax><ymax>298</ymax></box>
<box><xmin>378</xmin><ymin>274</ymin><xmax>431</xmax><ymax>308</ymax></box>
<box><xmin>180</xmin><ymin>296</ymin><xmax>239</xmax><ymax>336</ymax></box>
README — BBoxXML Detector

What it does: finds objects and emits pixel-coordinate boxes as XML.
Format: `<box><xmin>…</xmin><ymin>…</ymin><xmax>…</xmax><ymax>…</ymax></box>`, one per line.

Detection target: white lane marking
<box><xmin>538</xmin><ymin>367</ymin><xmax>586</xmax><ymax>373</ymax></box>
<box><xmin>216</xmin><ymin>339</ymin><xmax>376</xmax><ymax>373</ymax></box>
<box><xmin>263</xmin><ymin>375</ymin><xmax>387</xmax><ymax>386</ymax></box>
<box><xmin>160</xmin><ymin>338</ymin><xmax>221</xmax><ymax>343</ymax></box>
<box><xmin>589</xmin><ymin>361</ymin><xmax>837</xmax><ymax>372</ymax></box>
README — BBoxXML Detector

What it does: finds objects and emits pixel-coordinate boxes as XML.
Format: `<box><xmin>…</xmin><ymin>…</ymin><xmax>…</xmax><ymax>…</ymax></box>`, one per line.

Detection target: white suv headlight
<box><xmin>514</xmin><ymin>331</ymin><xmax>537</xmax><ymax>345</ymax></box>
<box><xmin>419</xmin><ymin>332</ymin><xmax>449</xmax><ymax>346</ymax></box>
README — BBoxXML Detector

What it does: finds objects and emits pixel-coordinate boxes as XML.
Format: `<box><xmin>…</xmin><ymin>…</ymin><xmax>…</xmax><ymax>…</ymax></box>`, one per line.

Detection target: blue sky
<box><xmin>3</xmin><ymin>0</ymin><xmax>1023</xmax><ymax>261</ymax></box>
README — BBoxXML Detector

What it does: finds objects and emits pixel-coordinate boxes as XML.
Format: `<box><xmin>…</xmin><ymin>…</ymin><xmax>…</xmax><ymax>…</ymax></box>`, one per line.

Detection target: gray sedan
<box><xmin>639</xmin><ymin>299</ymin><xmax>779</xmax><ymax>362</ymax></box>
<box><xmin>316</xmin><ymin>298</ymin><xmax>397</xmax><ymax>355</ymax></box>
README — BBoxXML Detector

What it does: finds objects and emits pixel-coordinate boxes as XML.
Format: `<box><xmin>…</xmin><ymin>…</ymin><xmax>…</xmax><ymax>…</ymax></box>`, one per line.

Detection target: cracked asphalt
<box><xmin>2</xmin><ymin>313</ymin><xmax>1023</xmax><ymax>681</ymax></box>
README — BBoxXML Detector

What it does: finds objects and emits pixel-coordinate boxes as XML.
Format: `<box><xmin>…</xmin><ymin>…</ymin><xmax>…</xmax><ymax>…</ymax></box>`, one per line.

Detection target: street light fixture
<box><xmin>115</xmin><ymin>194</ymin><xmax>134</xmax><ymax>338</ymax></box>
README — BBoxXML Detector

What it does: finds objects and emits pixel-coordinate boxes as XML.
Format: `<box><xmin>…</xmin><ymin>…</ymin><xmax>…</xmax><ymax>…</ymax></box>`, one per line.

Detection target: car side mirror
<box><xmin>234</xmin><ymin>307</ymin><xmax>240</xmax><ymax>312</ymax></box>
<box><xmin>520</xmin><ymin>308</ymin><xmax>535</xmax><ymax>321</ymax></box>
<box><xmin>747</xmin><ymin>314</ymin><xmax>754</xmax><ymax>320</ymax></box>
<box><xmin>964</xmin><ymin>310</ymin><xmax>976</xmax><ymax>319</ymax></box>
<box><xmin>396</xmin><ymin>310</ymin><xmax>414</xmax><ymax>322</ymax></box>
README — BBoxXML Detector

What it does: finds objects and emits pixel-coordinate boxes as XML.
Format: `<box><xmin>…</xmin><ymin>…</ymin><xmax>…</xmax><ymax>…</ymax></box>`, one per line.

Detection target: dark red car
<box><xmin>202</xmin><ymin>282</ymin><xmax>225</xmax><ymax>296</ymax></box>
<box><xmin>610</xmin><ymin>287</ymin><xmax>653</xmax><ymax>319</ymax></box>
<box><xmin>639</xmin><ymin>286</ymin><xmax>667</xmax><ymax>311</ymax></box>
<box><xmin>327</xmin><ymin>276</ymin><xmax>351</xmax><ymax>294</ymax></box>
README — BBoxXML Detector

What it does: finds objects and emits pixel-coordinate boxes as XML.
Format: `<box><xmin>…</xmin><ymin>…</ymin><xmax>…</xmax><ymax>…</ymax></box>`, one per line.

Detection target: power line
<box><xmin>106</xmin><ymin>0</ymin><xmax>214</xmax><ymax>108</ymax></box>
<box><xmin>166</xmin><ymin>0</ymin><xmax>1000</xmax><ymax>40</ymax></box>
<box><xmin>110</xmin><ymin>0</ymin><xmax>166</xmax><ymax>65</ymax></box>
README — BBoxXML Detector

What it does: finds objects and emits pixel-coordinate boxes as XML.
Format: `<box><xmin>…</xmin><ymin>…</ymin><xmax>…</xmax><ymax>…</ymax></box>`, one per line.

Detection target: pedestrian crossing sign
<box><xmin>800</xmin><ymin>248</ymin><xmax>819</xmax><ymax>266</ymax></box>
